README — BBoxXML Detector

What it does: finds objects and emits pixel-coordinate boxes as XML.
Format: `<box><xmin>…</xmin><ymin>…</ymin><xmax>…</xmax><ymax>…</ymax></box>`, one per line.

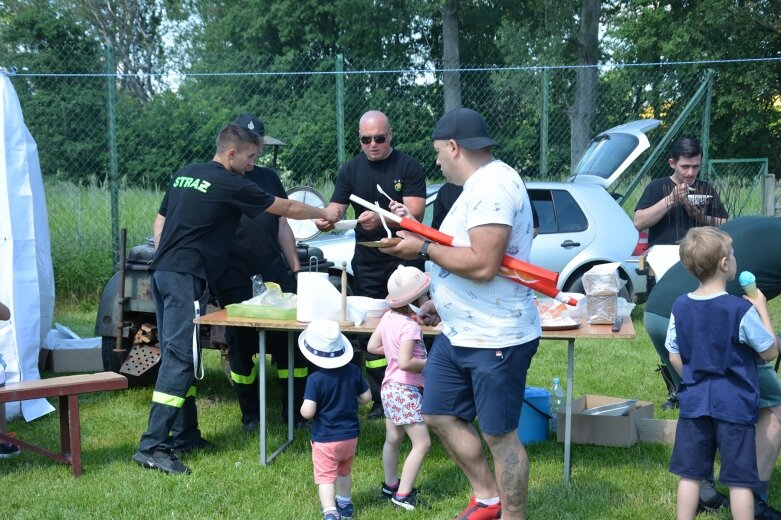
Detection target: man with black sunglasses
<box><xmin>316</xmin><ymin>110</ymin><xmax>426</xmax><ymax>420</ymax></box>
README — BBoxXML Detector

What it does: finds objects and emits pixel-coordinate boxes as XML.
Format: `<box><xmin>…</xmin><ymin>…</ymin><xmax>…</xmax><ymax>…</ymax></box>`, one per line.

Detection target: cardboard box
<box><xmin>49</xmin><ymin>347</ymin><xmax>103</xmax><ymax>373</ymax></box>
<box><xmin>42</xmin><ymin>328</ymin><xmax>103</xmax><ymax>373</ymax></box>
<box><xmin>637</xmin><ymin>418</ymin><xmax>677</xmax><ymax>445</ymax></box>
<box><xmin>556</xmin><ymin>394</ymin><xmax>654</xmax><ymax>447</ymax></box>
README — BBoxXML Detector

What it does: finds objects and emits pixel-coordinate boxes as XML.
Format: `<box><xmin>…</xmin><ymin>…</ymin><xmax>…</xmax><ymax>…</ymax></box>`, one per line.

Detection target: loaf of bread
<box><xmin>586</xmin><ymin>293</ymin><xmax>617</xmax><ymax>324</ymax></box>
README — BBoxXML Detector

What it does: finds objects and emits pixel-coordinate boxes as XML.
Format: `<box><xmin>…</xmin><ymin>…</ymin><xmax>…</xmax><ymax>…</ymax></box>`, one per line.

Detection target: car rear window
<box><xmin>573</xmin><ymin>133</ymin><xmax>640</xmax><ymax>180</ymax></box>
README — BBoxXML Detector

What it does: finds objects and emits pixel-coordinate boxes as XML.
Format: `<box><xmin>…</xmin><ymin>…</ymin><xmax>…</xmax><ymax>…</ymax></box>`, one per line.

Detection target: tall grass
<box><xmin>45</xmin><ymin>176</ymin><xmax>337</xmax><ymax>302</ymax></box>
<box><xmin>46</xmin><ymin>178</ymin><xmax>164</xmax><ymax>301</ymax></box>
<box><xmin>47</xmin><ymin>174</ymin><xmax>764</xmax><ymax>302</ymax></box>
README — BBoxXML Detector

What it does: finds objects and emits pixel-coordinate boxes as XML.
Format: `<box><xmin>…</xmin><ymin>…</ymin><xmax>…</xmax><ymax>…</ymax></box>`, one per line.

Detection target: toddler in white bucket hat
<box><xmin>366</xmin><ymin>266</ymin><xmax>431</xmax><ymax>510</ymax></box>
<box><xmin>298</xmin><ymin>319</ymin><xmax>354</xmax><ymax>369</ymax></box>
<box><xmin>299</xmin><ymin>320</ymin><xmax>372</xmax><ymax>520</ymax></box>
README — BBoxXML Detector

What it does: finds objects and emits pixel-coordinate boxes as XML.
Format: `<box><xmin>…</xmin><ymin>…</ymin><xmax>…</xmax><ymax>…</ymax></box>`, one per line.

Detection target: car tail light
<box><xmin>632</xmin><ymin>232</ymin><xmax>649</xmax><ymax>256</ymax></box>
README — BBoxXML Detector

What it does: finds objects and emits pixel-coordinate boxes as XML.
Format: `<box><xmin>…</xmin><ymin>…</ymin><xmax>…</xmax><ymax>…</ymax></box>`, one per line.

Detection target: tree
<box><xmin>1</xmin><ymin>0</ymin><xmax>107</xmax><ymax>181</ymax></box>
<box><xmin>183</xmin><ymin>0</ymin><xmax>440</xmax><ymax>184</ymax></box>
<box><xmin>569</xmin><ymin>0</ymin><xmax>600</xmax><ymax>168</ymax></box>
<box><xmin>493</xmin><ymin>1</ymin><xmax>601</xmax><ymax>177</ymax></box>
<box><xmin>63</xmin><ymin>0</ymin><xmax>190</xmax><ymax>101</ymax></box>
<box><xmin>441</xmin><ymin>0</ymin><xmax>462</xmax><ymax>112</ymax></box>
<box><xmin>606</xmin><ymin>0</ymin><xmax>781</xmax><ymax>170</ymax></box>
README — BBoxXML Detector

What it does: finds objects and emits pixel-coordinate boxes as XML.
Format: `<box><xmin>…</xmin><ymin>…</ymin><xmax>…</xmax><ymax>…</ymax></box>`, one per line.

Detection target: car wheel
<box><xmin>564</xmin><ymin>272</ymin><xmax>631</xmax><ymax>301</ymax></box>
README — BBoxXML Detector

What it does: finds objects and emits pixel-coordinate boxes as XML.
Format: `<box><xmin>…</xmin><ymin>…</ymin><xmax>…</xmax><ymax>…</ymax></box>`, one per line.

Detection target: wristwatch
<box><xmin>419</xmin><ymin>240</ymin><xmax>432</xmax><ymax>259</ymax></box>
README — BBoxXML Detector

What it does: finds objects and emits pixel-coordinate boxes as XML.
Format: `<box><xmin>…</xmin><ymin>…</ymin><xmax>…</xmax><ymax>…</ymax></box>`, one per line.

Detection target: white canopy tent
<box><xmin>0</xmin><ymin>68</ymin><xmax>55</xmax><ymax>420</ymax></box>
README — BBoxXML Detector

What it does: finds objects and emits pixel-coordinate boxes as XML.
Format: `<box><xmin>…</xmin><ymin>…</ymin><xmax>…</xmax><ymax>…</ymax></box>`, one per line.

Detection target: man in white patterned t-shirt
<box><xmin>382</xmin><ymin>107</ymin><xmax>540</xmax><ymax>520</ymax></box>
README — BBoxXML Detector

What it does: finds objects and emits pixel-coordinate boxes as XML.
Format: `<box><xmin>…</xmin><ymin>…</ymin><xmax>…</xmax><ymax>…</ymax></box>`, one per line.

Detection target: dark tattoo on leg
<box><xmin>500</xmin><ymin>449</ymin><xmax>528</xmax><ymax>512</ymax></box>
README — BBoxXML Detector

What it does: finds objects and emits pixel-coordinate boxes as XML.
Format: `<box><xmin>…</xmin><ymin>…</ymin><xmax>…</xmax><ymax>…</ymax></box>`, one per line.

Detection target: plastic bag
<box><xmin>535</xmin><ymin>294</ymin><xmax>583</xmax><ymax>327</ymax></box>
<box><xmin>242</xmin><ymin>282</ymin><xmax>297</xmax><ymax>310</ymax></box>
<box><xmin>567</xmin><ymin>296</ymin><xmax>635</xmax><ymax>322</ymax></box>
<box><xmin>581</xmin><ymin>263</ymin><xmax>626</xmax><ymax>324</ymax></box>
<box><xmin>582</xmin><ymin>262</ymin><xmax>626</xmax><ymax>294</ymax></box>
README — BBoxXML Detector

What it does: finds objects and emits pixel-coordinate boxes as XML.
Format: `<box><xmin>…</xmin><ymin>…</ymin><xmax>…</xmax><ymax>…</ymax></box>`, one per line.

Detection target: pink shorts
<box><xmin>311</xmin><ymin>438</ymin><xmax>358</xmax><ymax>484</ymax></box>
<box><xmin>381</xmin><ymin>382</ymin><xmax>424</xmax><ymax>426</ymax></box>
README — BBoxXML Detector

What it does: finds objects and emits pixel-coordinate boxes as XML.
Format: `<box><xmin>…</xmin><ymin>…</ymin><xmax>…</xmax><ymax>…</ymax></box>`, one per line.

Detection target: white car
<box><xmin>289</xmin><ymin>119</ymin><xmax>659</xmax><ymax>301</ymax></box>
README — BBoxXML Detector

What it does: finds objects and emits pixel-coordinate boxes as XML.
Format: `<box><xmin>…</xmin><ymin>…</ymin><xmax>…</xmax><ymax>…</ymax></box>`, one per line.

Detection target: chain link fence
<box><xmin>7</xmin><ymin>51</ymin><xmax>778</xmax><ymax>299</ymax></box>
<box><xmin>706</xmin><ymin>159</ymin><xmax>770</xmax><ymax>218</ymax></box>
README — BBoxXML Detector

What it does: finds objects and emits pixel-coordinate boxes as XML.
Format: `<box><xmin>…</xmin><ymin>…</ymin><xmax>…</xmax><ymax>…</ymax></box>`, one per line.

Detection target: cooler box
<box><xmin>518</xmin><ymin>386</ymin><xmax>551</xmax><ymax>444</ymax></box>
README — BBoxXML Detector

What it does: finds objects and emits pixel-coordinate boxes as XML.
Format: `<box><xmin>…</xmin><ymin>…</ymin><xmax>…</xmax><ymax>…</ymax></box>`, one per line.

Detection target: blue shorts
<box><xmin>421</xmin><ymin>334</ymin><xmax>539</xmax><ymax>436</ymax></box>
<box><xmin>669</xmin><ymin>416</ymin><xmax>759</xmax><ymax>488</ymax></box>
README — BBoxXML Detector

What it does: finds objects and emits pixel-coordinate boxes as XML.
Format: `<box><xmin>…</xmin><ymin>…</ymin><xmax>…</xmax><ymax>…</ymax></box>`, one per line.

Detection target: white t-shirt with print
<box><xmin>431</xmin><ymin>160</ymin><xmax>541</xmax><ymax>348</ymax></box>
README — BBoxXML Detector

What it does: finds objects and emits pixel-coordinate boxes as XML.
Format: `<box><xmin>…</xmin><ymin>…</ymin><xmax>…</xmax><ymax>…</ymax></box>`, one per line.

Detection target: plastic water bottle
<box><xmin>550</xmin><ymin>377</ymin><xmax>565</xmax><ymax>434</ymax></box>
<box><xmin>0</xmin><ymin>353</ymin><xmax>6</xmax><ymax>387</ymax></box>
<box><xmin>251</xmin><ymin>274</ymin><xmax>267</xmax><ymax>297</ymax></box>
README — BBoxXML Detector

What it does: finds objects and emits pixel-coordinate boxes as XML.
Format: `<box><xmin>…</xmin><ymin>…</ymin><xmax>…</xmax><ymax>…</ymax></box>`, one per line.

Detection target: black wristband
<box><xmin>419</xmin><ymin>240</ymin><xmax>432</xmax><ymax>259</ymax></box>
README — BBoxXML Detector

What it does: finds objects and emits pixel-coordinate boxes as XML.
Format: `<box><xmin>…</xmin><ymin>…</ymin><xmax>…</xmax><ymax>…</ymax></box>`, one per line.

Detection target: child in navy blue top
<box><xmin>299</xmin><ymin>320</ymin><xmax>372</xmax><ymax>520</ymax></box>
<box><xmin>665</xmin><ymin>227</ymin><xmax>778</xmax><ymax>520</ymax></box>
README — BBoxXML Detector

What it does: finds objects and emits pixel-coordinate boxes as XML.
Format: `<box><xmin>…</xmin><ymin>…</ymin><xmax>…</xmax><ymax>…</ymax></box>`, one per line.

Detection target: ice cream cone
<box><xmin>739</xmin><ymin>271</ymin><xmax>757</xmax><ymax>297</ymax></box>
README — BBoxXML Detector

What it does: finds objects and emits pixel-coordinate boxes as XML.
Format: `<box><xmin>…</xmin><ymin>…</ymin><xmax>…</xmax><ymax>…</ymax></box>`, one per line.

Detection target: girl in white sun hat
<box><xmin>367</xmin><ymin>265</ymin><xmax>432</xmax><ymax>511</ymax></box>
<box><xmin>299</xmin><ymin>320</ymin><xmax>372</xmax><ymax>520</ymax></box>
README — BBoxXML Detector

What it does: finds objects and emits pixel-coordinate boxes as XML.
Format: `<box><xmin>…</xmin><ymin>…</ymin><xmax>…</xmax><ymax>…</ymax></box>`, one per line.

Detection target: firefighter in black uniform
<box><xmin>133</xmin><ymin>124</ymin><xmax>338</xmax><ymax>475</ymax></box>
<box><xmin>216</xmin><ymin>114</ymin><xmax>311</xmax><ymax>432</ymax></box>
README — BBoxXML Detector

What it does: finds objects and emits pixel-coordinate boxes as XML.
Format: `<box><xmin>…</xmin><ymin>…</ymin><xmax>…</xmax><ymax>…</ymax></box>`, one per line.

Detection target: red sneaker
<box><xmin>455</xmin><ymin>496</ymin><xmax>502</xmax><ymax>520</ymax></box>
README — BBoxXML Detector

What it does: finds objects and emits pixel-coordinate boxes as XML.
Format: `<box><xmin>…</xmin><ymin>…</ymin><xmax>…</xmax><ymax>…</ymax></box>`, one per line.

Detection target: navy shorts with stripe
<box><xmin>421</xmin><ymin>333</ymin><xmax>539</xmax><ymax>436</ymax></box>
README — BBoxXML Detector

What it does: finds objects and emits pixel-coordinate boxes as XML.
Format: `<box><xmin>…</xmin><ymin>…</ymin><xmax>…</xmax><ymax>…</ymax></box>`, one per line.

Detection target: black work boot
<box><xmin>661</xmin><ymin>391</ymin><xmax>679</xmax><ymax>410</ymax></box>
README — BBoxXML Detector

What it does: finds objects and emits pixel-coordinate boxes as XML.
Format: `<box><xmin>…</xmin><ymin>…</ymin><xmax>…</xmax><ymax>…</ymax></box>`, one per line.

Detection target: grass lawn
<box><xmin>1</xmin><ymin>300</ymin><xmax>778</xmax><ymax>519</ymax></box>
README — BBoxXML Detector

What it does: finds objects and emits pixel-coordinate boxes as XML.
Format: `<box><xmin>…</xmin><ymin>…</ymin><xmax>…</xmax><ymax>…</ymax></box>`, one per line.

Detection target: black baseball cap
<box><xmin>431</xmin><ymin>107</ymin><xmax>497</xmax><ymax>150</ymax></box>
<box><xmin>233</xmin><ymin>114</ymin><xmax>265</xmax><ymax>137</ymax></box>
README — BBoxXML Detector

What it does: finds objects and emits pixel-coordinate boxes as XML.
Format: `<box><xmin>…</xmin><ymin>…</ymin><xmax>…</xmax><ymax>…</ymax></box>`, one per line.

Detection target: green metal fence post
<box><xmin>105</xmin><ymin>44</ymin><xmax>119</xmax><ymax>267</ymax></box>
<box><xmin>336</xmin><ymin>54</ymin><xmax>345</xmax><ymax>169</ymax></box>
<box><xmin>540</xmin><ymin>68</ymin><xmax>549</xmax><ymax>179</ymax></box>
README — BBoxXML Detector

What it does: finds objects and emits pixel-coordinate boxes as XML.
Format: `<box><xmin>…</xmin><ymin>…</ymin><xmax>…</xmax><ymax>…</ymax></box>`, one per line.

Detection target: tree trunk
<box><xmin>442</xmin><ymin>0</ymin><xmax>462</xmax><ymax>113</ymax></box>
<box><xmin>569</xmin><ymin>0</ymin><xmax>600</xmax><ymax>170</ymax></box>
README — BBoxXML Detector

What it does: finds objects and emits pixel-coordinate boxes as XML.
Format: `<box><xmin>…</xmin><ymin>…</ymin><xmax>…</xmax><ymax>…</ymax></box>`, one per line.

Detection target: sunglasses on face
<box><xmin>360</xmin><ymin>134</ymin><xmax>387</xmax><ymax>145</ymax></box>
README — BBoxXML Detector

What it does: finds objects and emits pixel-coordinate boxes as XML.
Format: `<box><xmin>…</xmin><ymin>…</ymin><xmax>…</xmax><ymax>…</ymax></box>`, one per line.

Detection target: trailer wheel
<box><xmin>101</xmin><ymin>336</ymin><xmax>124</xmax><ymax>372</ymax></box>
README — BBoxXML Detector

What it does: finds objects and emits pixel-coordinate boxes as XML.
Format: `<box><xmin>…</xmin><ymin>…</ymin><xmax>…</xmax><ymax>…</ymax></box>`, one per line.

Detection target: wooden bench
<box><xmin>0</xmin><ymin>372</ymin><xmax>128</xmax><ymax>477</ymax></box>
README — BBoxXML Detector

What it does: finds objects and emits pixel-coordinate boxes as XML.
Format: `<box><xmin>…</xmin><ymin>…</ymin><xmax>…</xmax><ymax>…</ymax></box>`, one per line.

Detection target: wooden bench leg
<box><xmin>59</xmin><ymin>395</ymin><xmax>70</xmax><ymax>455</ymax></box>
<box><xmin>58</xmin><ymin>394</ymin><xmax>83</xmax><ymax>477</ymax></box>
<box><xmin>69</xmin><ymin>395</ymin><xmax>82</xmax><ymax>477</ymax></box>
